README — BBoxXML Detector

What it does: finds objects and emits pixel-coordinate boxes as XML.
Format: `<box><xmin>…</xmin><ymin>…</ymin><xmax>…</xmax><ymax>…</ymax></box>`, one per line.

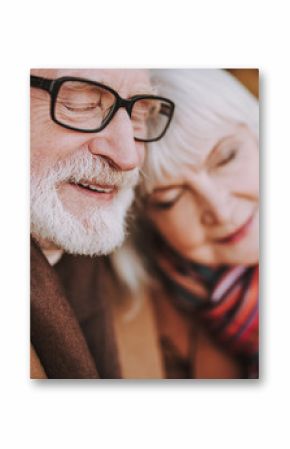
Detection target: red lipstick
<box><xmin>214</xmin><ymin>213</ymin><xmax>255</xmax><ymax>245</ymax></box>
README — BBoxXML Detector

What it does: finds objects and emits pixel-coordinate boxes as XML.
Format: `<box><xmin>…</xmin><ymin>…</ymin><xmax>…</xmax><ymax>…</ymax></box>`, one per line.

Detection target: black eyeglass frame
<box><xmin>30</xmin><ymin>75</ymin><xmax>175</xmax><ymax>142</ymax></box>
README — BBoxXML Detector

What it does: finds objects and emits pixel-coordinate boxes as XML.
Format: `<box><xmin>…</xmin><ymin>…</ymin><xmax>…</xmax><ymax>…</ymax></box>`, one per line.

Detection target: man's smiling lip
<box><xmin>69</xmin><ymin>181</ymin><xmax>117</xmax><ymax>200</ymax></box>
<box><xmin>213</xmin><ymin>212</ymin><xmax>255</xmax><ymax>245</ymax></box>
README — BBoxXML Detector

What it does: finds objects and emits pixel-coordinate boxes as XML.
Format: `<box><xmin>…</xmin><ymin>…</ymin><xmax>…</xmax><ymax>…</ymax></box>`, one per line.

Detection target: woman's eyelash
<box><xmin>149</xmin><ymin>189</ymin><xmax>185</xmax><ymax>211</ymax></box>
<box><xmin>151</xmin><ymin>199</ymin><xmax>177</xmax><ymax>210</ymax></box>
<box><xmin>216</xmin><ymin>149</ymin><xmax>237</xmax><ymax>167</ymax></box>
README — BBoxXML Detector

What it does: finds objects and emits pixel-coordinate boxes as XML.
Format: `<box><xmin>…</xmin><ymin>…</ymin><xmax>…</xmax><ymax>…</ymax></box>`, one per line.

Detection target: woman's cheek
<box><xmin>160</xmin><ymin>217</ymin><xmax>203</xmax><ymax>256</ymax></box>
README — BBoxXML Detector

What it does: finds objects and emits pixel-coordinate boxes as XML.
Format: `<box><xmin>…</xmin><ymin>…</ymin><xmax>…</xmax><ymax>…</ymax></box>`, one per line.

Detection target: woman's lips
<box><xmin>214</xmin><ymin>213</ymin><xmax>255</xmax><ymax>245</ymax></box>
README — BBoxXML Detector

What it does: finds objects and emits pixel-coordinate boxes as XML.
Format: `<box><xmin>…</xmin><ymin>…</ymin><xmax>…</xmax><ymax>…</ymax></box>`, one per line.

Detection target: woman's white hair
<box><xmin>142</xmin><ymin>69</ymin><xmax>259</xmax><ymax>193</ymax></box>
<box><xmin>111</xmin><ymin>69</ymin><xmax>259</xmax><ymax>293</ymax></box>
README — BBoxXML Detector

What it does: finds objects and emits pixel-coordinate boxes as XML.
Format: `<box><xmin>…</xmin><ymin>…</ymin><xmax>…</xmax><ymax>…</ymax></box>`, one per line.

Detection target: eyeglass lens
<box><xmin>55</xmin><ymin>81</ymin><xmax>115</xmax><ymax>131</ymax></box>
<box><xmin>54</xmin><ymin>80</ymin><xmax>171</xmax><ymax>140</ymax></box>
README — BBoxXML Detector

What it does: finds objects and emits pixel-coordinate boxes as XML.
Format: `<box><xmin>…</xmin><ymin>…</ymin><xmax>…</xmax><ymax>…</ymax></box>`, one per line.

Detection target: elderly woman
<box><xmin>113</xmin><ymin>69</ymin><xmax>259</xmax><ymax>379</ymax></box>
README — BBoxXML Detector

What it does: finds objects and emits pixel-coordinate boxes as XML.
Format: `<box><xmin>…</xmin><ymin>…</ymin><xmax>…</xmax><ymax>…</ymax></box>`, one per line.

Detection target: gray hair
<box><xmin>142</xmin><ymin>69</ymin><xmax>259</xmax><ymax>193</ymax></box>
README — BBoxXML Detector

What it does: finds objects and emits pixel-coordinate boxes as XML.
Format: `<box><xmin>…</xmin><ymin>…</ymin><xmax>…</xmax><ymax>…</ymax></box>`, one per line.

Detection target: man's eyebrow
<box><xmin>129</xmin><ymin>84</ymin><xmax>157</xmax><ymax>96</ymax></box>
<box><xmin>93</xmin><ymin>79</ymin><xmax>156</xmax><ymax>97</ymax></box>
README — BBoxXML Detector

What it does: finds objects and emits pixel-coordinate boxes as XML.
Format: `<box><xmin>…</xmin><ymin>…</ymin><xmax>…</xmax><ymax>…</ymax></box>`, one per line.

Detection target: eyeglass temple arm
<box><xmin>30</xmin><ymin>75</ymin><xmax>53</xmax><ymax>92</ymax></box>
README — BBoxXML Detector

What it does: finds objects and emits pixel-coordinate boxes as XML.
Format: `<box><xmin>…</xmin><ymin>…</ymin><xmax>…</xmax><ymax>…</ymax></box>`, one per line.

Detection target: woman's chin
<box><xmin>179</xmin><ymin>245</ymin><xmax>259</xmax><ymax>267</ymax></box>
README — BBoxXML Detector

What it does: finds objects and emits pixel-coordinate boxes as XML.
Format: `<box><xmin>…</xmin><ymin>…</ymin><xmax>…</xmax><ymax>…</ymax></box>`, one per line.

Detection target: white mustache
<box><xmin>32</xmin><ymin>152</ymin><xmax>140</xmax><ymax>190</ymax></box>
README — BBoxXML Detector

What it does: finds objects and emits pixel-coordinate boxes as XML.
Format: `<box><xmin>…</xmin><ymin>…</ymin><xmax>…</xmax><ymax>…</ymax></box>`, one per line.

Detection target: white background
<box><xmin>1</xmin><ymin>1</ymin><xmax>289</xmax><ymax>448</ymax></box>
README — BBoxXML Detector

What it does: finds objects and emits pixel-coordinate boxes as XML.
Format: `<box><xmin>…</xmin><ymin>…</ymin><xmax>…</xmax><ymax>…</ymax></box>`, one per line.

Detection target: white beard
<box><xmin>30</xmin><ymin>152</ymin><xmax>139</xmax><ymax>256</ymax></box>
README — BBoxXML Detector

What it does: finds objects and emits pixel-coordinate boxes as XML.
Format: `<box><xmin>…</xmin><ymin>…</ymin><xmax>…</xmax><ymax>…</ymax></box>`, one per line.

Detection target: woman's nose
<box><xmin>192</xmin><ymin>179</ymin><xmax>231</xmax><ymax>227</ymax></box>
<box><xmin>87</xmin><ymin>108</ymin><xmax>145</xmax><ymax>171</ymax></box>
<box><xmin>201</xmin><ymin>210</ymin><xmax>219</xmax><ymax>226</ymax></box>
<box><xmin>200</xmin><ymin>194</ymin><xmax>231</xmax><ymax>226</ymax></box>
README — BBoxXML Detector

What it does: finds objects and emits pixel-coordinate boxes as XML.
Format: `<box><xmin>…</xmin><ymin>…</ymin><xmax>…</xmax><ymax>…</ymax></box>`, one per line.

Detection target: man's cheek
<box><xmin>31</xmin><ymin>118</ymin><xmax>54</xmax><ymax>151</ymax></box>
<box><xmin>137</xmin><ymin>142</ymin><xmax>146</xmax><ymax>167</ymax></box>
<box><xmin>30</xmin><ymin>143</ymin><xmax>58</xmax><ymax>177</ymax></box>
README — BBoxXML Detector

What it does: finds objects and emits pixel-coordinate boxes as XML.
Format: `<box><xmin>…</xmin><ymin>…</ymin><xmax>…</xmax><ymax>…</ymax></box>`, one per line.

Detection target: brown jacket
<box><xmin>30</xmin><ymin>239</ymin><xmax>120</xmax><ymax>379</ymax></box>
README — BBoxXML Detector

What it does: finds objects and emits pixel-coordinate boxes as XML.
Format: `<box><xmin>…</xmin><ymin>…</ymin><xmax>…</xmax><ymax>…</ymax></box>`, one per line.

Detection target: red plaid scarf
<box><xmin>151</xmin><ymin>235</ymin><xmax>259</xmax><ymax>378</ymax></box>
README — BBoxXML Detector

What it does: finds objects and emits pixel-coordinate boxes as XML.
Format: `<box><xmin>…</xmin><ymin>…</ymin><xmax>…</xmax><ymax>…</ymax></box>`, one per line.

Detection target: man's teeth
<box><xmin>78</xmin><ymin>183</ymin><xmax>113</xmax><ymax>193</ymax></box>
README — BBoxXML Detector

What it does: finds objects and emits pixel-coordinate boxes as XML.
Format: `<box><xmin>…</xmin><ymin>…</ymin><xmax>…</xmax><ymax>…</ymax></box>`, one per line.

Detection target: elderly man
<box><xmin>30</xmin><ymin>69</ymin><xmax>174</xmax><ymax>379</ymax></box>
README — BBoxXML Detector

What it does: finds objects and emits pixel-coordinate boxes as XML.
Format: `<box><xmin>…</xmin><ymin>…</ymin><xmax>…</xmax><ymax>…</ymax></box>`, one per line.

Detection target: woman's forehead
<box><xmin>159</xmin><ymin>123</ymin><xmax>242</xmax><ymax>164</ymax></box>
<box><xmin>144</xmin><ymin>124</ymin><xmax>252</xmax><ymax>192</ymax></box>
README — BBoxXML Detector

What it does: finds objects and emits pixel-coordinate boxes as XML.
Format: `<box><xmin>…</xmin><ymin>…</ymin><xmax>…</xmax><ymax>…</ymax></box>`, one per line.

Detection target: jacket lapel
<box><xmin>30</xmin><ymin>239</ymin><xmax>99</xmax><ymax>379</ymax></box>
<box><xmin>55</xmin><ymin>253</ymin><xmax>122</xmax><ymax>379</ymax></box>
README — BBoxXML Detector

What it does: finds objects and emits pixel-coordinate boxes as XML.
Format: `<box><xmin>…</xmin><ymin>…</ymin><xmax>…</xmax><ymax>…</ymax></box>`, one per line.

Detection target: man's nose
<box><xmin>87</xmin><ymin>109</ymin><xmax>145</xmax><ymax>171</ymax></box>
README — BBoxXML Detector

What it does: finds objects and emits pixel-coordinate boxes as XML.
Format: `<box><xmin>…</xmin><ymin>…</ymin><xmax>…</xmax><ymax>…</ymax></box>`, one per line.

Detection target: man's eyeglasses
<box><xmin>30</xmin><ymin>75</ymin><xmax>175</xmax><ymax>142</ymax></box>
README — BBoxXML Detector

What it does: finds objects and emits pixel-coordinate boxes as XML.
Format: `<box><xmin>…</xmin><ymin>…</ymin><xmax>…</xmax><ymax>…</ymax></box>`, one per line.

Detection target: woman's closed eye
<box><xmin>214</xmin><ymin>147</ymin><xmax>238</xmax><ymax>168</ymax></box>
<box><xmin>147</xmin><ymin>187</ymin><xmax>186</xmax><ymax>210</ymax></box>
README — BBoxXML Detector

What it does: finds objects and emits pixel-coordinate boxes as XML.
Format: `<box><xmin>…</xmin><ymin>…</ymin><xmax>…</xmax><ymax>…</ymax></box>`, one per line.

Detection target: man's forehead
<box><xmin>31</xmin><ymin>68</ymin><xmax>152</xmax><ymax>96</ymax></box>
